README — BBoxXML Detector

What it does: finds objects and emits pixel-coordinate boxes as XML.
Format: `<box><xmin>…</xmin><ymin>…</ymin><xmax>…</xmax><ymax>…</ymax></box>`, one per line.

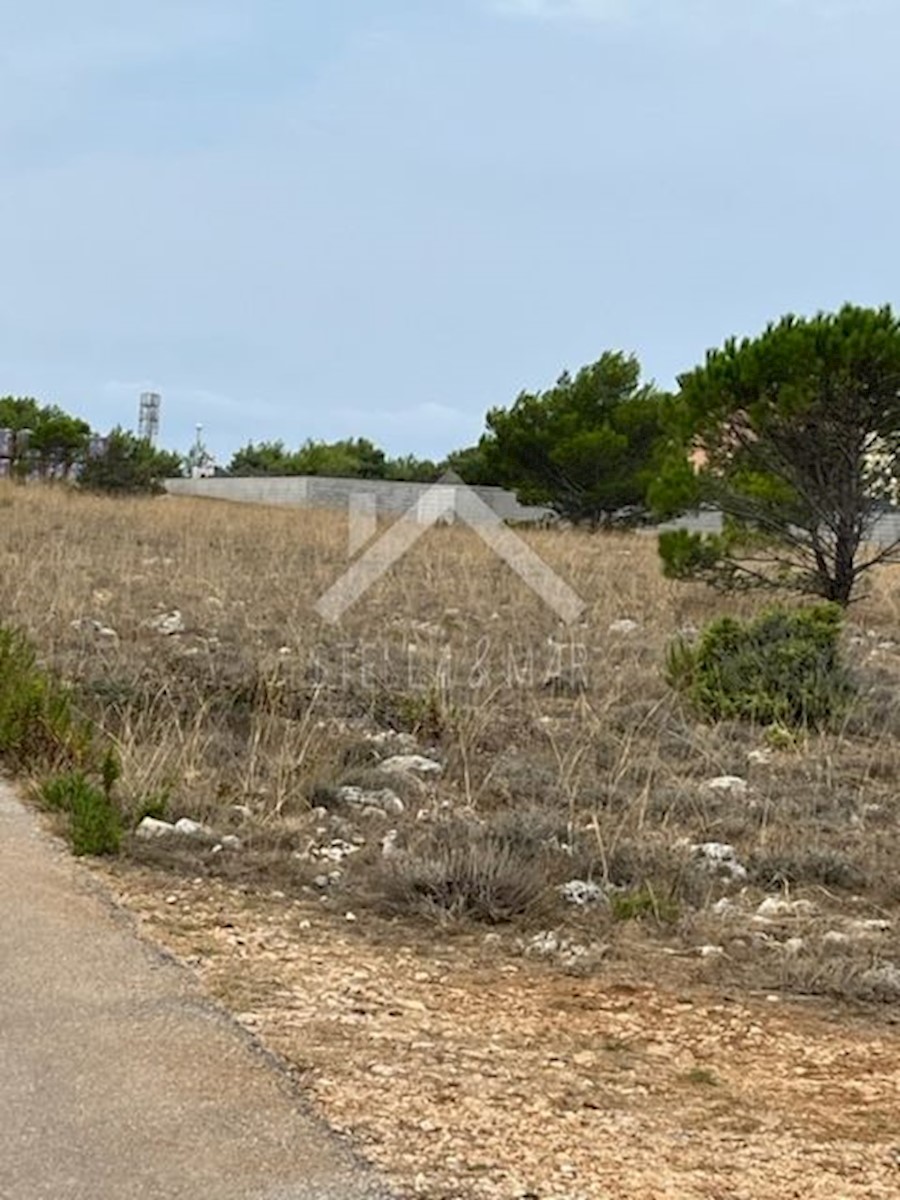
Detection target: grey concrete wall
<box><xmin>165</xmin><ymin>476</ymin><xmax>311</xmax><ymax>507</ymax></box>
<box><xmin>164</xmin><ymin>477</ymin><xmax>900</xmax><ymax>545</ymax></box>
<box><xmin>164</xmin><ymin>475</ymin><xmax>554</xmax><ymax>524</ymax></box>
<box><xmin>648</xmin><ymin>508</ymin><xmax>900</xmax><ymax>546</ymax></box>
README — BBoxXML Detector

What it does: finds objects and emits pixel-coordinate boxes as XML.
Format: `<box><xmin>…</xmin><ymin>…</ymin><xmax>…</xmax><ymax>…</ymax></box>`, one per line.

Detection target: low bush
<box><xmin>379</xmin><ymin>817</ymin><xmax>552</xmax><ymax>923</ymax></box>
<box><xmin>658</xmin><ymin>528</ymin><xmax>729</xmax><ymax>582</ymax></box>
<box><xmin>610</xmin><ymin>884</ymin><xmax>680</xmax><ymax>925</ymax></box>
<box><xmin>369</xmin><ymin>686</ymin><xmax>453</xmax><ymax>741</ymax></box>
<box><xmin>40</xmin><ymin>771</ymin><xmax>122</xmax><ymax>856</ymax></box>
<box><xmin>0</xmin><ymin>625</ymin><xmax>92</xmax><ymax>772</ymax></box>
<box><xmin>0</xmin><ymin>622</ymin><xmax>121</xmax><ymax>855</ymax></box>
<box><xmin>666</xmin><ymin>604</ymin><xmax>854</xmax><ymax>728</ymax></box>
<box><xmin>749</xmin><ymin>847</ymin><xmax>868</xmax><ymax>892</ymax></box>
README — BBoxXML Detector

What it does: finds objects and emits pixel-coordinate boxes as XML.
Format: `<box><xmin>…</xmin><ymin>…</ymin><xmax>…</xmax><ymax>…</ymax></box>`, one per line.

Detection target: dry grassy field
<box><xmin>4</xmin><ymin>480</ymin><xmax>900</xmax><ymax>1197</ymax></box>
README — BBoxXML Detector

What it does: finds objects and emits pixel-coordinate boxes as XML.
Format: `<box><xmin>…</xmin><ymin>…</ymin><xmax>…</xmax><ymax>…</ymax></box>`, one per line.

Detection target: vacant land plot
<box><xmin>3</xmin><ymin>481</ymin><xmax>900</xmax><ymax>1197</ymax></box>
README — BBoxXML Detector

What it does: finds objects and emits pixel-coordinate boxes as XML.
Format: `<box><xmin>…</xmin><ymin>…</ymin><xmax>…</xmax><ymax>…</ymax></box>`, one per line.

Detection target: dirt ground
<box><xmin>93</xmin><ymin>861</ymin><xmax>900</xmax><ymax>1200</ymax></box>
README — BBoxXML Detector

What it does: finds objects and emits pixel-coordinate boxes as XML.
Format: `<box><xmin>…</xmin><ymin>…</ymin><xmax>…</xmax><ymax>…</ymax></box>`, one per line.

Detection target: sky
<box><xmin>2</xmin><ymin>0</ymin><xmax>898</xmax><ymax>464</ymax></box>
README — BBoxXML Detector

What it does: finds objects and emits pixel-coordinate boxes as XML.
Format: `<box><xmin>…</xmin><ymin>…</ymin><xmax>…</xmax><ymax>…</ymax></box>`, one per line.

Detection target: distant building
<box><xmin>0</xmin><ymin>428</ymin><xmax>12</xmax><ymax>478</ymax></box>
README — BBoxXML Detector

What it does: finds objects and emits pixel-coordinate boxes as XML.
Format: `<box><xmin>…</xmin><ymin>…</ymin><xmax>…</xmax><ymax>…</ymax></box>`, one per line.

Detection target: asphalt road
<box><xmin>0</xmin><ymin>782</ymin><xmax>392</xmax><ymax>1200</ymax></box>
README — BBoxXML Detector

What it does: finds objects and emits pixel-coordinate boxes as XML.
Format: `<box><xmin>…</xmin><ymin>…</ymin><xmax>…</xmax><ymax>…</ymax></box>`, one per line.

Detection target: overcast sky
<box><xmin>2</xmin><ymin>0</ymin><xmax>897</xmax><ymax>462</ymax></box>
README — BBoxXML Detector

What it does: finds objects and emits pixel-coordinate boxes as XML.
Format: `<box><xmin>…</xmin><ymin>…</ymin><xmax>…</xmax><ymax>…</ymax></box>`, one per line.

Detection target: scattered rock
<box><xmin>523</xmin><ymin>930</ymin><xmax>563</xmax><ymax>958</ymax></box>
<box><xmin>144</xmin><ymin>610</ymin><xmax>185</xmax><ymax>636</ymax></box>
<box><xmin>691</xmin><ymin>842</ymin><xmax>748</xmax><ymax>883</ymax></box>
<box><xmin>311</xmin><ymin>839</ymin><xmax>360</xmax><ymax>864</ymax></box>
<box><xmin>381</xmin><ymin>830</ymin><xmax>399</xmax><ymax>858</ymax></box>
<box><xmin>697</xmin><ymin>944</ymin><xmax>725</xmax><ymax>958</ymax></box>
<box><xmin>747</xmin><ymin>748</ymin><xmax>773</xmax><ymax>766</ymax></box>
<box><xmin>337</xmin><ymin>786</ymin><xmax>405</xmax><ymax>816</ymax></box>
<box><xmin>135</xmin><ymin>816</ymin><xmax>177</xmax><ymax>840</ymax></box>
<box><xmin>70</xmin><ymin>617</ymin><xmax>119</xmax><ymax>641</ymax></box>
<box><xmin>754</xmin><ymin>897</ymin><xmax>817</xmax><ymax>920</ymax></box>
<box><xmin>783</xmin><ymin>936</ymin><xmax>806</xmax><ymax>956</ymax></box>
<box><xmin>847</xmin><ymin>917</ymin><xmax>892</xmax><ymax>938</ymax></box>
<box><xmin>137</xmin><ymin>814</ymin><xmax>231</xmax><ymax>846</ymax></box>
<box><xmin>173</xmin><ymin>817</ymin><xmax>215</xmax><ymax>841</ymax></box>
<box><xmin>380</xmin><ymin>754</ymin><xmax>443</xmax><ymax>777</ymax></box>
<box><xmin>701</xmin><ymin>775</ymin><xmax>749</xmax><ymax>796</ymax></box>
<box><xmin>521</xmin><ymin>930</ymin><xmax>607</xmax><ymax>971</ymax></box>
<box><xmin>364</xmin><ymin>730</ymin><xmax>420</xmax><ymax>753</ymax></box>
<box><xmin>608</xmin><ymin>619</ymin><xmax>639</xmax><ymax>635</ymax></box>
<box><xmin>822</xmin><ymin>929</ymin><xmax>851</xmax><ymax>949</ymax></box>
<box><xmin>357</xmin><ymin>805</ymin><xmax>388</xmax><ymax>821</ymax></box>
<box><xmin>559</xmin><ymin>879</ymin><xmax>606</xmax><ymax>906</ymax></box>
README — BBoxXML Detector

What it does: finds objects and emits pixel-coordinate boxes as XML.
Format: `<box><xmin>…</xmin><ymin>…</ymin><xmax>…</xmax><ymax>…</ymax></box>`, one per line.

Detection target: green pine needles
<box><xmin>666</xmin><ymin>604</ymin><xmax>854</xmax><ymax>728</ymax></box>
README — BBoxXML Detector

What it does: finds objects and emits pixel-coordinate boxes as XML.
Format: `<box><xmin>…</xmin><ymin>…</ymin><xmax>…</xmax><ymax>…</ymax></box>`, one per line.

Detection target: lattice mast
<box><xmin>138</xmin><ymin>392</ymin><xmax>161</xmax><ymax>444</ymax></box>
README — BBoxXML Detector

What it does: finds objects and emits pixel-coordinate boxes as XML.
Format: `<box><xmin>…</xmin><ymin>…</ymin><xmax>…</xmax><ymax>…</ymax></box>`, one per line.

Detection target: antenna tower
<box><xmin>138</xmin><ymin>392</ymin><xmax>161</xmax><ymax>444</ymax></box>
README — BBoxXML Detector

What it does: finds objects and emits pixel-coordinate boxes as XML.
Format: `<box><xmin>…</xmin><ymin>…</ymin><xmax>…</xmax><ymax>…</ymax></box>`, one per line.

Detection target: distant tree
<box><xmin>652</xmin><ymin>305</ymin><xmax>900</xmax><ymax>605</ymax></box>
<box><xmin>0</xmin><ymin>396</ymin><xmax>92</xmax><ymax>476</ymax></box>
<box><xmin>479</xmin><ymin>352</ymin><xmax>669</xmax><ymax>525</ymax></box>
<box><xmin>79</xmin><ymin>428</ymin><xmax>183</xmax><ymax>495</ymax></box>
<box><xmin>227</xmin><ymin>440</ymin><xmax>300</xmax><ymax>476</ymax></box>
<box><xmin>293</xmin><ymin>437</ymin><xmax>387</xmax><ymax>478</ymax></box>
<box><xmin>28</xmin><ymin>407</ymin><xmax>91</xmax><ymax>476</ymax></box>
<box><xmin>228</xmin><ymin>436</ymin><xmax>390</xmax><ymax>479</ymax></box>
<box><xmin>441</xmin><ymin>443</ymin><xmax>497</xmax><ymax>486</ymax></box>
<box><xmin>0</xmin><ymin>396</ymin><xmax>42</xmax><ymax>431</ymax></box>
<box><xmin>383</xmin><ymin>454</ymin><xmax>441</xmax><ymax>482</ymax></box>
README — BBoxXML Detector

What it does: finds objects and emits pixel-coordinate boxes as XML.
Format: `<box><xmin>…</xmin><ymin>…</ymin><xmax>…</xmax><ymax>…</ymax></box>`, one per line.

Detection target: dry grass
<box><xmin>3</xmin><ymin>479</ymin><xmax>900</xmax><ymax>1002</ymax></box>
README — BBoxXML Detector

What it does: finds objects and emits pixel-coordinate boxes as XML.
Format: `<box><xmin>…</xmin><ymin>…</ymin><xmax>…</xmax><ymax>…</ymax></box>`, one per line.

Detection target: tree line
<box><xmin>6</xmin><ymin>303</ymin><xmax>900</xmax><ymax>602</ymax></box>
<box><xmin>0</xmin><ymin>397</ymin><xmax>181</xmax><ymax>492</ymax></box>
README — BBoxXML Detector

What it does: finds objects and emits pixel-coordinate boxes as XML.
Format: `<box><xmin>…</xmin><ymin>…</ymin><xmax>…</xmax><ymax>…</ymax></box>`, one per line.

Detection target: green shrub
<box><xmin>40</xmin><ymin>771</ymin><xmax>122</xmax><ymax>856</ymax></box>
<box><xmin>71</xmin><ymin>787</ymin><xmax>122</xmax><ymax>857</ymax></box>
<box><xmin>0</xmin><ymin>625</ymin><xmax>91</xmax><ymax>771</ymax></box>
<box><xmin>0</xmin><ymin>621</ymin><xmax>119</xmax><ymax>855</ymax></box>
<box><xmin>40</xmin><ymin>773</ymin><xmax>82</xmax><ymax>812</ymax></box>
<box><xmin>78</xmin><ymin>427</ymin><xmax>182</xmax><ymax>495</ymax></box>
<box><xmin>666</xmin><ymin>604</ymin><xmax>853</xmax><ymax>728</ymax></box>
<box><xmin>658</xmin><ymin>528</ymin><xmax>728</xmax><ymax>581</ymax></box>
<box><xmin>610</xmin><ymin>884</ymin><xmax>680</xmax><ymax>924</ymax></box>
<box><xmin>370</xmin><ymin>687</ymin><xmax>454</xmax><ymax>741</ymax></box>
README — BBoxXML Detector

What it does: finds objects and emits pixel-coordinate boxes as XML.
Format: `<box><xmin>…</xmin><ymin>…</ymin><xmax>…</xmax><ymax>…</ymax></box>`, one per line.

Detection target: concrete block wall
<box><xmin>165</xmin><ymin>476</ymin><xmax>311</xmax><ymax>507</ymax></box>
<box><xmin>164</xmin><ymin>476</ymin><xmax>900</xmax><ymax>545</ymax></box>
<box><xmin>164</xmin><ymin>475</ymin><xmax>554</xmax><ymax>524</ymax></box>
